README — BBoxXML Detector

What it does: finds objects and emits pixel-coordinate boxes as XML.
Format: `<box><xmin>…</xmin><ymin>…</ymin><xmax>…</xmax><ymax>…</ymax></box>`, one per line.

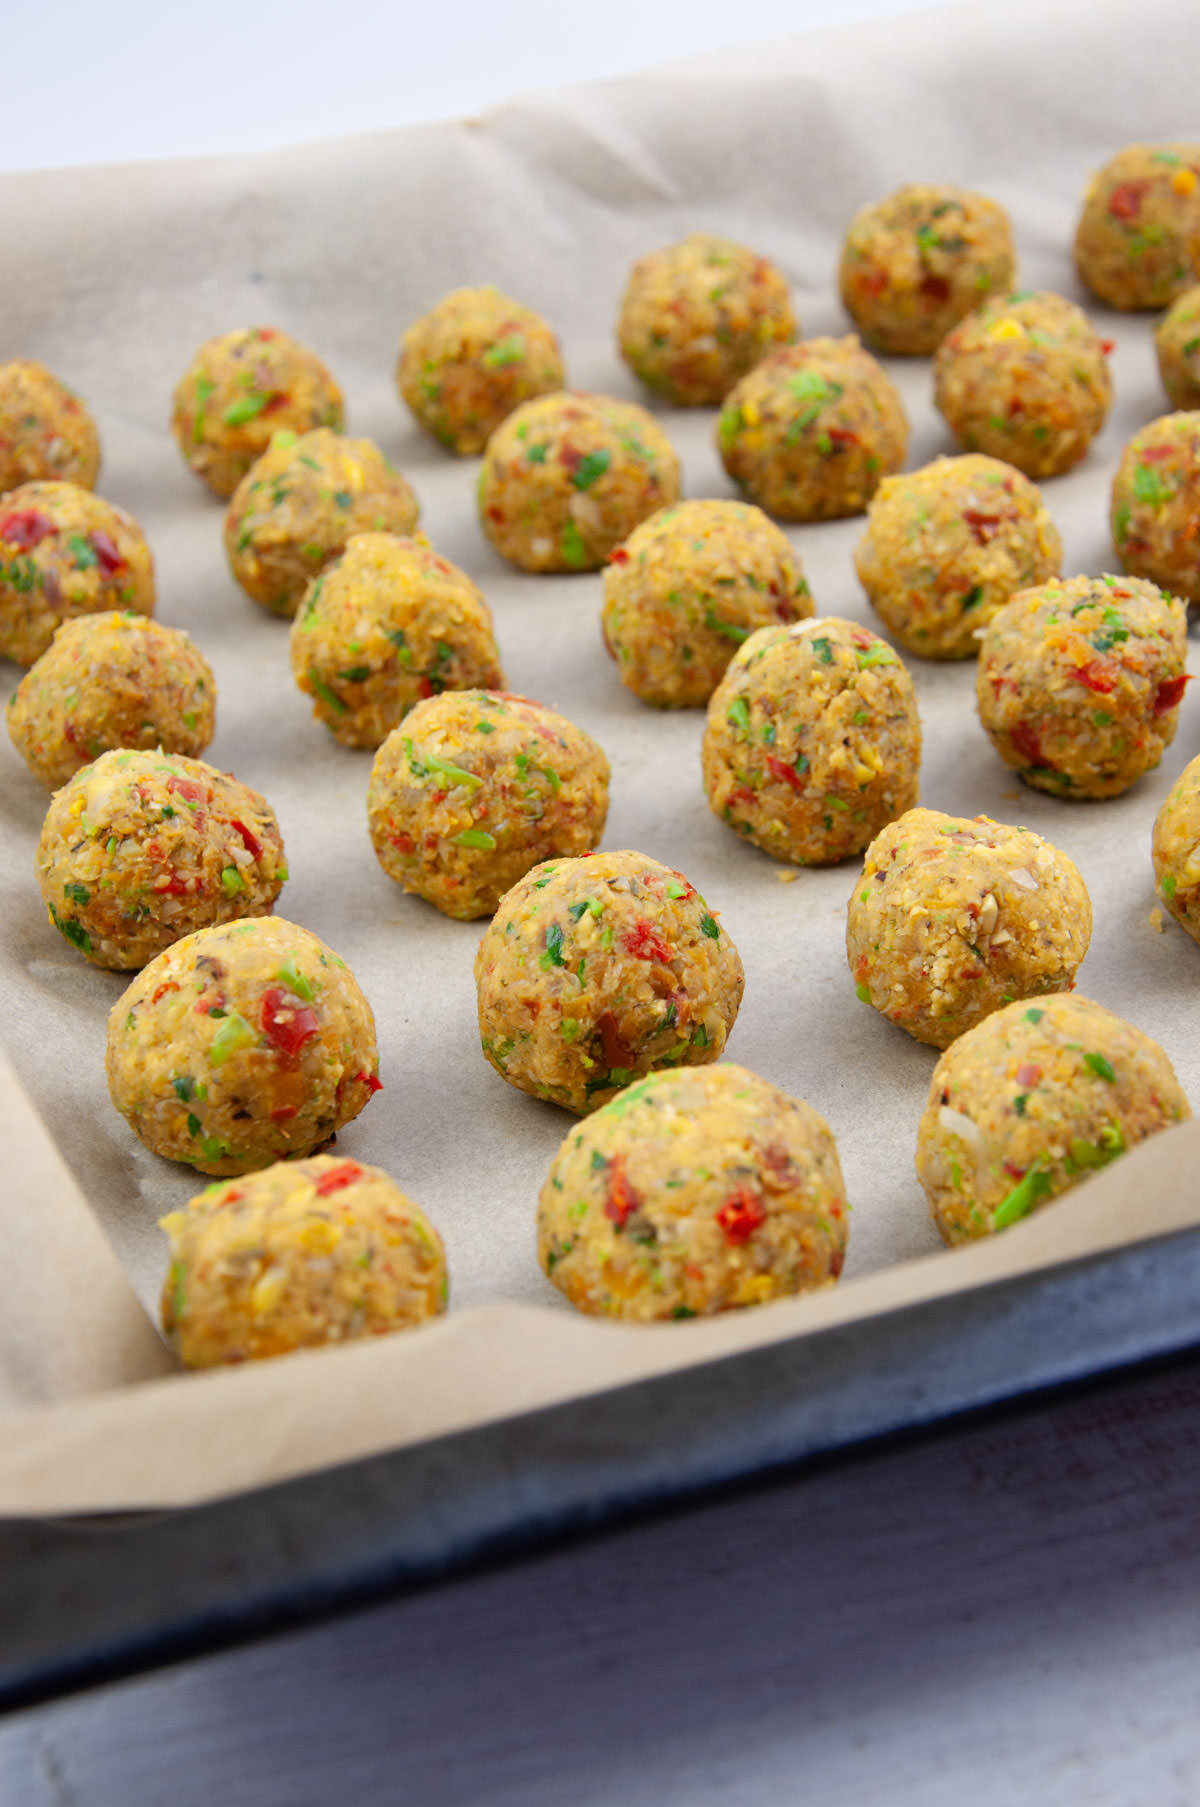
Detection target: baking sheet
<box><xmin>1</xmin><ymin>0</ymin><xmax>1199</xmax><ymax>1513</ymax></box>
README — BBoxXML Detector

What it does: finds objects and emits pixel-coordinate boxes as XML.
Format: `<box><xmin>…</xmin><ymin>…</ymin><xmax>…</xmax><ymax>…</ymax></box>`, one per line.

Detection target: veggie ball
<box><xmin>854</xmin><ymin>454</ymin><xmax>1061</xmax><ymax>660</ymax></box>
<box><xmin>916</xmin><ymin>994</ymin><xmax>1188</xmax><ymax>1244</ymax></box>
<box><xmin>976</xmin><ymin>573</ymin><xmax>1188</xmax><ymax>800</ymax></box>
<box><xmin>477</xmin><ymin>392</ymin><xmax>680</xmax><ymax>573</ymax></box>
<box><xmin>0</xmin><ymin>481</ymin><xmax>154</xmax><ymax>667</ymax></box>
<box><xmin>171</xmin><ymin>326</ymin><xmax>344</xmax><ymax>499</ymax></box>
<box><xmin>8</xmin><ymin>612</ymin><xmax>214</xmax><ymax>791</ymax></box>
<box><xmin>716</xmin><ymin>337</ymin><xmax>908</xmax><ymax>522</ymax></box>
<box><xmin>601</xmin><ymin>499</ymin><xmax>813</xmax><ymax>707</ymax></box>
<box><xmin>703</xmin><ymin>618</ymin><xmax>921</xmax><ymax>867</ymax></box>
<box><xmin>838</xmin><ymin>183</ymin><xmax>1016</xmax><ymax>357</ymax></box>
<box><xmin>160</xmin><ymin>1155</ymin><xmax>447</xmax><ymax>1368</ymax></box>
<box><xmin>368</xmin><ymin>689</ymin><xmax>610</xmax><ymax>920</ymax></box>
<box><xmin>37</xmin><ymin>749</ymin><xmax>286</xmax><ymax>970</ymax></box>
<box><xmin>846</xmin><ymin>808</ymin><xmax>1092</xmax><ymax>1050</ymax></box>
<box><xmin>475</xmin><ymin>850</ymin><xmax>744</xmax><ymax>1114</ymax></box>
<box><xmin>396</xmin><ymin>285</ymin><xmax>565</xmax><ymax>455</ymax></box>
<box><xmin>0</xmin><ymin>359</ymin><xmax>100</xmax><ymax>494</ymax></box>
<box><xmin>538</xmin><ymin>1064</ymin><xmax>847</xmax><ymax>1321</ymax></box>
<box><xmin>1074</xmin><ymin>144</ymin><xmax>1200</xmax><ymax>312</ymax></box>
<box><xmin>616</xmin><ymin>232</ymin><xmax>796</xmax><ymax>406</ymax></box>
<box><xmin>933</xmin><ymin>291</ymin><xmax>1112</xmax><ymax>480</ymax></box>
<box><xmin>106</xmin><ymin>916</ymin><xmax>379</xmax><ymax>1176</ymax></box>
<box><xmin>225</xmin><ymin>428</ymin><xmax>419</xmax><ymax>618</ymax></box>
<box><xmin>1155</xmin><ymin>285</ymin><xmax>1200</xmax><ymax>409</ymax></box>
<box><xmin>1152</xmin><ymin>753</ymin><xmax>1200</xmax><ymax>943</ymax></box>
<box><xmin>290</xmin><ymin>532</ymin><xmax>503</xmax><ymax>749</ymax></box>
<box><xmin>1110</xmin><ymin>411</ymin><xmax>1200</xmax><ymax>602</ymax></box>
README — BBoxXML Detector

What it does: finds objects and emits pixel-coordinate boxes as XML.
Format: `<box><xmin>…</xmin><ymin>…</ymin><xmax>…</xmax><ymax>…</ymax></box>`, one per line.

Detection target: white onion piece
<box><xmin>938</xmin><ymin>1106</ymin><xmax>985</xmax><ymax>1158</ymax></box>
<box><xmin>1010</xmin><ymin>867</ymin><xmax>1039</xmax><ymax>891</ymax></box>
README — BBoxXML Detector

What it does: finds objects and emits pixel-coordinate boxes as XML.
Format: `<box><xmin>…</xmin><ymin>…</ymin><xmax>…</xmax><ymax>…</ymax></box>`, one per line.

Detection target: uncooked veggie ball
<box><xmin>716</xmin><ymin>337</ymin><xmax>908</xmax><ymax>522</ymax></box>
<box><xmin>976</xmin><ymin>573</ymin><xmax>1188</xmax><ymax>800</ymax></box>
<box><xmin>225</xmin><ymin>428</ymin><xmax>419</xmax><ymax>618</ymax></box>
<box><xmin>37</xmin><ymin>749</ymin><xmax>287</xmax><ymax>970</ymax></box>
<box><xmin>933</xmin><ymin>291</ymin><xmax>1112</xmax><ymax>480</ymax></box>
<box><xmin>538</xmin><ymin>1064</ymin><xmax>847</xmax><ymax>1321</ymax></box>
<box><xmin>703</xmin><ymin>618</ymin><xmax>921</xmax><ymax>867</ymax></box>
<box><xmin>617</xmin><ymin>232</ymin><xmax>797</xmax><ymax>406</ymax></box>
<box><xmin>478</xmin><ymin>392</ymin><xmax>680</xmax><ymax>573</ymax></box>
<box><xmin>368</xmin><ymin>689</ymin><xmax>610</xmax><ymax>920</ymax></box>
<box><xmin>8</xmin><ymin>612</ymin><xmax>215</xmax><ymax>790</ymax></box>
<box><xmin>854</xmin><ymin>454</ymin><xmax>1061</xmax><ymax>660</ymax></box>
<box><xmin>0</xmin><ymin>360</ymin><xmax>100</xmax><ymax>494</ymax></box>
<box><xmin>106</xmin><ymin>916</ymin><xmax>380</xmax><ymax>1176</ymax></box>
<box><xmin>396</xmin><ymin>285</ymin><xmax>565</xmax><ymax>455</ymax></box>
<box><xmin>1155</xmin><ymin>286</ymin><xmax>1200</xmax><ymax>409</ymax></box>
<box><xmin>1074</xmin><ymin>144</ymin><xmax>1200</xmax><ymax>311</ymax></box>
<box><xmin>0</xmin><ymin>481</ymin><xmax>154</xmax><ymax>666</ymax></box>
<box><xmin>1152</xmin><ymin>753</ymin><xmax>1200</xmax><ymax>943</ymax></box>
<box><xmin>290</xmin><ymin>532</ymin><xmax>503</xmax><ymax>749</ymax></box>
<box><xmin>916</xmin><ymin>994</ymin><xmax>1188</xmax><ymax>1244</ymax></box>
<box><xmin>838</xmin><ymin>184</ymin><xmax>1016</xmax><ymax>357</ymax></box>
<box><xmin>601</xmin><ymin>499</ymin><xmax>812</xmax><ymax>707</ymax></box>
<box><xmin>1110</xmin><ymin>411</ymin><xmax>1200</xmax><ymax>602</ymax></box>
<box><xmin>159</xmin><ymin>1155</ymin><xmax>447</xmax><ymax>1367</ymax></box>
<box><xmin>846</xmin><ymin>808</ymin><xmax>1092</xmax><ymax>1050</ymax></box>
<box><xmin>475</xmin><ymin>850</ymin><xmax>744</xmax><ymax>1114</ymax></box>
<box><xmin>171</xmin><ymin>326</ymin><xmax>344</xmax><ymax>498</ymax></box>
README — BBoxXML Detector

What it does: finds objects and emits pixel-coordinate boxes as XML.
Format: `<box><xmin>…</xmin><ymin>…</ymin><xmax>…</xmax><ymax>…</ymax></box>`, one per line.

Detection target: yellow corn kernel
<box><xmin>250</xmin><ymin>1265</ymin><xmax>287</xmax><ymax>1315</ymax></box>
<box><xmin>741</xmin><ymin>400</ymin><xmax>761</xmax><ymax>427</ymax></box>
<box><xmin>989</xmin><ymin>319</ymin><xmax>1025</xmax><ymax>343</ymax></box>
<box><xmin>297</xmin><ymin>1216</ymin><xmax>341</xmax><ymax>1254</ymax></box>
<box><xmin>734</xmin><ymin>1272</ymin><xmax>778</xmax><ymax>1307</ymax></box>
<box><xmin>1172</xmin><ymin>167</ymin><xmax>1197</xmax><ymax>196</ymax></box>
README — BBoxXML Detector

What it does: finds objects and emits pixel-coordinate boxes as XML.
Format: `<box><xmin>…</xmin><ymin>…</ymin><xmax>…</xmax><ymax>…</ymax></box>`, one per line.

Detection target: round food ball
<box><xmin>716</xmin><ymin>337</ymin><xmax>908</xmax><ymax>522</ymax></box>
<box><xmin>1110</xmin><ymin>411</ymin><xmax>1200</xmax><ymax>602</ymax></box>
<box><xmin>703</xmin><ymin>618</ymin><xmax>921</xmax><ymax>867</ymax></box>
<box><xmin>1154</xmin><ymin>285</ymin><xmax>1200</xmax><ymax>409</ymax></box>
<box><xmin>976</xmin><ymin>573</ymin><xmax>1187</xmax><ymax>800</ymax></box>
<box><xmin>838</xmin><ymin>184</ymin><xmax>1016</xmax><ymax>357</ymax></box>
<box><xmin>106</xmin><ymin>916</ymin><xmax>380</xmax><ymax>1175</ymax></box>
<box><xmin>368</xmin><ymin>690</ymin><xmax>610</xmax><ymax>919</ymax></box>
<box><xmin>854</xmin><ymin>454</ymin><xmax>1061</xmax><ymax>660</ymax></box>
<box><xmin>0</xmin><ymin>360</ymin><xmax>100</xmax><ymax>494</ymax></box>
<box><xmin>159</xmin><ymin>1155</ymin><xmax>447</xmax><ymax>1367</ymax></box>
<box><xmin>1151</xmin><ymin>753</ymin><xmax>1200</xmax><ymax>942</ymax></box>
<box><xmin>475</xmin><ymin>850</ymin><xmax>744</xmax><ymax>1114</ymax></box>
<box><xmin>601</xmin><ymin>499</ymin><xmax>812</xmax><ymax>707</ymax></box>
<box><xmin>617</xmin><ymin>233</ymin><xmax>797</xmax><ymax>406</ymax></box>
<box><xmin>478</xmin><ymin>392</ymin><xmax>680</xmax><ymax>573</ymax></box>
<box><xmin>37</xmin><ymin>750</ymin><xmax>286</xmax><ymax>970</ymax></box>
<box><xmin>916</xmin><ymin>994</ymin><xmax>1188</xmax><ymax>1244</ymax></box>
<box><xmin>538</xmin><ymin>1064</ymin><xmax>847</xmax><ymax>1321</ymax></box>
<box><xmin>397</xmin><ymin>285</ymin><xmax>565</xmax><ymax>456</ymax></box>
<box><xmin>846</xmin><ymin>808</ymin><xmax>1093</xmax><ymax>1050</ymax></box>
<box><xmin>1074</xmin><ymin>144</ymin><xmax>1200</xmax><ymax>311</ymax></box>
<box><xmin>8</xmin><ymin>612</ymin><xmax>215</xmax><ymax>790</ymax></box>
<box><xmin>0</xmin><ymin>481</ymin><xmax>154</xmax><ymax>667</ymax></box>
<box><xmin>933</xmin><ymin>290</ymin><xmax>1112</xmax><ymax>479</ymax></box>
<box><xmin>225</xmin><ymin>429</ymin><xmax>419</xmax><ymax>618</ymax></box>
<box><xmin>290</xmin><ymin>532</ymin><xmax>503</xmax><ymax>749</ymax></box>
<box><xmin>171</xmin><ymin>326</ymin><xmax>344</xmax><ymax>499</ymax></box>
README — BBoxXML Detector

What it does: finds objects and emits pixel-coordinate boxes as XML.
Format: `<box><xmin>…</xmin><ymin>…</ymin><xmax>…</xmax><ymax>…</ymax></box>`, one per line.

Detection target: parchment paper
<box><xmin>2</xmin><ymin>0</ymin><xmax>1199</xmax><ymax>1512</ymax></box>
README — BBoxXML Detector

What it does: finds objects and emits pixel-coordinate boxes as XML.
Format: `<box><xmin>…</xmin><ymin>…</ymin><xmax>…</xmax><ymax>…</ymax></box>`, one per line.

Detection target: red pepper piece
<box><xmin>765</xmin><ymin>753</ymin><xmax>805</xmax><ymax>792</ymax></box>
<box><xmin>963</xmin><ymin>508</ymin><xmax>1004</xmax><ymax>544</ymax></box>
<box><xmin>1076</xmin><ymin>657</ymin><xmax>1117</xmax><ymax>695</ymax></box>
<box><xmin>167</xmin><ymin>775</ymin><xmax>207</xmax><ymax>804</ymax></box>
<box><xmin>1154</xmin><ymin>674</ymin><xmax>1190</xmax><ymax>716</ymax></box>
<box><xmin>0</xmin><ymin>507</ymin><xmax>56</xmax><ymax>550</ymax></box>
<box><xmin>231</xmin><ymin>818</ymin><xmax>262</xmax><ymax>859</ymax></box>
<box><xmin>826</xmin><ymin>427</ymin><xmax>859</xmax><ymax>449</ymax></box>
<box><xmin>390</xmin><ymin>831</ymin><xmax>416</xmax><ymax>856</ymax></box>
<box><xmin>558</xmin><ymin>443</ymin><xmax>583</xmax><ymax>473</ymax></box>
<box><xmin>1016</xmin><ymin>1062</ymin><xmax>1043</xmax><ymax>1087</ymax></box>
<box><xmin>153</xmin><ymin>874</ymin><xmax>193</xmax><ymax>897</ymax></box>
<box><xmin>314</xmin><ymin>1160</ymin><xmax>364</xmax><ymax>1196</ymax></box>
<box><xmin>354</xmin><ymin>1070</ymin><xmax>383</xmax><ymax>1094</ymax></box>
<box><xmin>608</xmin><ymin>546</ymin><xmax>630</xmax><ymax>565</ymax></box>
<box><xmin>152</xmin><ymin>980</ymin><xmax>180</xmax><ymax>1003</ymax></box>
<box><xmin>260</xmin><ymin>986</ymin><xmax>320</xmax><ymax>1057</ymax></box>
<box><xmin>716</xmin><ymin>1188</ymin><xmax>766</xmax><ymax>1244</ymax></box>
<box><xmin>1140</xmin><ymin>443</ymin><xmax>1173</xmax><ymax>463</ymax></box>
<box><xmin>1010</xmin><ymin>720</ymin><xmax>1046</xmax><ymax>766</ymax></box>
<box><xmin>623</xmin><ymin>918</ymin><xmax>674</xmax><ymax>963</ymax></box>
<box><xmin>270</xmin><ymin>1104</ymin><xmax>298</xmax><ymax>1122</ymax></box>
<box><xmin>1100</xmin><ymin>339</ymin><xmax>1116</xmax><ymax>356</ymax></box>
<box><xmin>1108</xmin><ymin>180</ymin><xmax>1148</xmax><ymax>222</ymax></box>
<box><xmin>261</xmin><ymin>392</ymin><xmax>290</xmax><ymax>416</ymax></box>
<box><xmin>604</xmin><ymin>1155</ymin><xmax>638</xmax><ymax>1228</ymax></box>
<box><xmin>597</xmin><ymin>1010</ymin><xmax>637</xmax><ymax>1070</ymax></box>
<box><xmin>89</xmin><ymin>530</ymin><xmax>125</xmax><ymax>574</ymax></box>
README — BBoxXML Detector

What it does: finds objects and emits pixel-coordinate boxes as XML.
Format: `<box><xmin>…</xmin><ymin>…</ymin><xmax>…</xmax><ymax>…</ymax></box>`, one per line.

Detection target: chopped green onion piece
<box><xmin>992</xmin><ymin>1165</ymin><xmax>1054</xmax><ymax>1230</ymax></box>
